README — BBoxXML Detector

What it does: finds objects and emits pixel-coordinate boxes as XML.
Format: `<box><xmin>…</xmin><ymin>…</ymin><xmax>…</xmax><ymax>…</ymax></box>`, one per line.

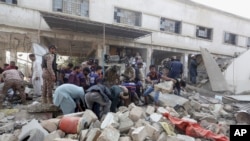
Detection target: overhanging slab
<box><xmin>40</xmin><ymin>12</ymin><xmax>151</xmax><ymax>39</ymax></box>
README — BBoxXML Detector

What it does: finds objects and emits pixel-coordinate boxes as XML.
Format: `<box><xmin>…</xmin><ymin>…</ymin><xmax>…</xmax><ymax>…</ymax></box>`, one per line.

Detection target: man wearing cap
<box><xmin>42</xmin><ymin>45</ymin><xmax>57</xmax><ymax>104</ymax></box>
<box><xmin>110</xmin><ymin>85</ymin><xmax>129</xmax><ymax>112</ymax></box>
<box><xmin>189</xmin><ymin>54</ymin><xmax>198</xmax><ymax>84</ymax></box>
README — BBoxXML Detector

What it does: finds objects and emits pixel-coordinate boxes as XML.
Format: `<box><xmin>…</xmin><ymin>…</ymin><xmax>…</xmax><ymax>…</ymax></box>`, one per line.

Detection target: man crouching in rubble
<box><xmin>85</xmin><ymin>78</ymin><xmax>112</xmax><ymax>119</ymax></box>
<box><xmin>0</xmin><ymin>69</ymin><xmax>26</xmax><ymax>108</ymax></box>
<box><xmin>53</xmin><ymin>84</ymin><xmax>85</xmax><ymax>115</ymax></box>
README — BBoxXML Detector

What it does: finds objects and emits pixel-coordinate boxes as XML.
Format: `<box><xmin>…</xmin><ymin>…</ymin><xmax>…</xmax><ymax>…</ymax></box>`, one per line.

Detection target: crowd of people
<box><xmin>0</xmin><ymin>45</ymin><xmax>199</xmax><ymax>119</ymax></box>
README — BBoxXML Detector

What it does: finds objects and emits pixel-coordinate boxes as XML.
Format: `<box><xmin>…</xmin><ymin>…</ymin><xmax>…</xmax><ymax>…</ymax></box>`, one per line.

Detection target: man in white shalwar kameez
<box><xmin>29</xmin><ymin>54</ymin><xmax>43</xmax><ymax>97</ymax></box>
<box><xmin>53</xmin><ymin>84</ymin><xmax>85</xmax><ymax>114</ymax></box>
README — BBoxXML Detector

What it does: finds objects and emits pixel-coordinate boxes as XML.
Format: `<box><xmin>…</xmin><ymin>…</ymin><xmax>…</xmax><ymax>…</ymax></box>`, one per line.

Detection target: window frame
<box><xmin>224</xmin><ymin>32</ymin><xmax>238</xmax><ymax>45</ymax></box>
<box><xmin>114</xmin><ymin>7</ymin><xmax>142</xmax><ymax>27</ymax></box>
<box><xmin>160</xmin><ymin>17</ymin><xmax>182</xmax><ymax>34</ymax></box>
<box><xmin>196</xmin><ymin>26</ymin><xmax>213</xmax><ymax>40</ymax></box>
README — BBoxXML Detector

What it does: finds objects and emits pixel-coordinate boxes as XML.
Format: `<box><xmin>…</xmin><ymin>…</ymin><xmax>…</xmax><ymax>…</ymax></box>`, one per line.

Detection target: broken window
<box><xmin>0</xmin><ymin>0</ymin><xmax>17</xmax><ymax>4</ymax></box>
<box><xmin>196</xmin><ymin>26</ymin><xmax>212</xmax><ymax>40</ymax></box>
<box><xmin>160</xmin><ymin>18</ymin><xmax>181</xmax><ymax>34</ymax></box>
<box><xmin>114</xmin><ymin>7</ymin><xmax>142</xmax><ymax>26</ymax></box>
<box><xmin>224</xmin><ymin>32</ymin><xmax>237</xmax><ymax>45</ymax></box>
<box><xmin>53</xmin><ymin>0</ymin><xmax>89</xmax><ymax>17</ymax></box>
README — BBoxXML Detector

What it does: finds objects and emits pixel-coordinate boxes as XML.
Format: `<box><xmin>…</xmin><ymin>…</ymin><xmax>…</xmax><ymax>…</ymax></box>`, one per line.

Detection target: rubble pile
<box><xmin>0</xmin><ymin>89</ymin><xmax>236</xmax><ymax>141</ymax></box>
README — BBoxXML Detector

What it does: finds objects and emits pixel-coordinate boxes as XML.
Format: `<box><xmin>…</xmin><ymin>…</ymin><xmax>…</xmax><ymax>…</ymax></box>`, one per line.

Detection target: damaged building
<box><xmin>1</xmin><ymin>0</ymin><xmax>250</xmax><ymax>81</ymax></box>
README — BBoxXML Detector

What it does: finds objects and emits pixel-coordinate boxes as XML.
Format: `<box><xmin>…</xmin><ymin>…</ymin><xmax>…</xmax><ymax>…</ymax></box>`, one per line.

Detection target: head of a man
<box><xmin>149</xmin><ymin>64</ymin><xmax>156</xmax><ymax>73</ymax></box>
<box><xmin>48</xmin><ymin>45</ymin><xmax>56</xmax><ymax>54</ymax></box>
<box><xmin>83</xmin><ymin>67</ymin><xmax>91</xmax><ymax>75</ymax></box>
<box><xmin>95</xmin><ymin>66</ymin><xmax>103</xmax><ymax>74</ymax></box>
<box><xmin>29</xmin><ymin>54</ymin><xmax>36</xmax><ymax>61</ymax></box>
<box><xmin>73</xmin><ymin>66</ymin><xmax>81</xmax><ymax>73</ymax></box>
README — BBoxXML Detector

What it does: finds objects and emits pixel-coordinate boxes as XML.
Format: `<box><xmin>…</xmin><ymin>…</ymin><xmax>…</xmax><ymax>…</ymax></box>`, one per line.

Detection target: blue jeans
<box><xmin>143</xmin><ymin>86</ymin><xmax>160</xmax><ymax>103</ymax></box>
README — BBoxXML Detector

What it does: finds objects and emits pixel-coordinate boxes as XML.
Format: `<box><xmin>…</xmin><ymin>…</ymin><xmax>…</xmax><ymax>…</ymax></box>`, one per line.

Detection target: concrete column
<box><xmin>182</xmin><ymin>53</ymin><xmax>189</xmax><ymax>79</ymax></box>
<box><xmin>146</xmin><ymin>47</ymin><xmax>153</xmax><ymax>73</ymax></box>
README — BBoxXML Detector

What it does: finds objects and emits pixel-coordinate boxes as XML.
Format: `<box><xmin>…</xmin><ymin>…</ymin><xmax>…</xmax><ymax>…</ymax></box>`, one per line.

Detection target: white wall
<box><xmin>0</xmin><ymin>4</ymin><xmax>50</xmax><ymax>30</ymax></box>
<box><xmin>18</xmin><ymin>0</ymin><xmax>52</xmax><ymax>12</ymax></box>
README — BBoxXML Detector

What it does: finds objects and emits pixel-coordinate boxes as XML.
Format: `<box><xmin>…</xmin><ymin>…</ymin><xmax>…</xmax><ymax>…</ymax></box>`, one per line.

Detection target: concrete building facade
<box><xmin>0</xmin><ymin>0</ymin><xmax>250</xmax><ymax>78</ymax></box>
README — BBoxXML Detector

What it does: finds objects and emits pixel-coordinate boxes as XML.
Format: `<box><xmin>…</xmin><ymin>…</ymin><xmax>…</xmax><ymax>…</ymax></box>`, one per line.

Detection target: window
<box><xmin>114</xmin><ymin>8</ymin><xmax>142</xmax><ymax>26</ymax></box>
<box><xmin>224</xmin><ymin>32</ymin><xmax>237</xmax><ymax>45</ymax></box>
<box><xmin>53</xmin><ymin>0</ymin><xmax>89</xmax><ymax>17</ymax></box>
<box><xmin>0</xmin><ymin>0</ymin><xmax>17</xmax><ymax>4</ymax></box>
<box><xmin>160</xmin><ymin>18</ymin><xmax>181</xmax><ymax>34</ymax></box>
<box><xmin>196</xmin><ymin>26</ymin><xmax>212</xmax><ymax>40</ymax></box>
<box><xmin>247</xmin><ymin>37</ymin><xmax>250</xmax><ymax>48</ymax></box>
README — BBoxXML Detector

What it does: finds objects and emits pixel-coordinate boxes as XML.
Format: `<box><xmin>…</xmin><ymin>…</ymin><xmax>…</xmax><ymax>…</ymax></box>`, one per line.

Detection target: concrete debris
<box><xmin>200</xmin><ymin>48</ymin><xmax>228</xmax><ymax>92</ymax></box>
<box><xmin>0</xmin><ymin>133</ymin><xmax>18</xmax><ymax>141</ymax></box>
<box><xmin>0</xmin><ymin>83</ymin><xmax>235</xmax><ymax>141</ymax></box>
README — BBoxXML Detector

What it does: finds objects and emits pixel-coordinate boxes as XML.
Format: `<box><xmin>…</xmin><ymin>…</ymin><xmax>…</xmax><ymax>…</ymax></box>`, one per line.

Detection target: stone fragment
<box><xmin>131</xmin><ymin>126</ymin><xmax>147</xmax><ymax>141</ymax></box>
<box><xmin>82</xmin><ymin>110</ymin><xmax>98</xmax><ymax>127</ymax></box>
<box><xmin>176</xmin><ymin>134</ymin><xmax>195</xmax><ymax>141</ymax></box>
<box><xmin>129</xmin><ymin>107</ymin><xmax>143</xmax><ymax>122</ymax></box>
<box><xmin>192</xmin><ymin>112</ymin><xmax>212</xmax><ymax>120</ymax></box>
<box><xmin>157</xmin><ymin>132</ymin><xmax>167</xmax><ymax>141</ymax></box>
<box><xmin>89</xmin><ymin>120</ymin><xmax>101</xmax><ymax>129</ymax></box>
<box><xmin>65</xmin><ymin>134</ymin><xmax>78</xmax><ymax>139</ymax></box>
<box><xmin>119</xmin><ymin>117</ymin><xmax>134</xmax><ymax>133</ymax></box>
<box><xmin>119</xmin><ymin>136</ymin><xmax>131</xmax><ymax>141</ymax></box>
<box><xmin>86</xmin><ymin>128</ymin><xmax>101</xmax><ymax>141</ymax></box>
<box><xmin>157</xmin><ymin>107</ymin><xmax>168</xmax><ymax>114</ymax></box>
<box><xmin>97</xmin><ymin>127</ymin><xmax>120</xmax><ymax>141</ymax></box>
<box><xmin>80</xmin><ymin>129</ymin><xmax>88</xmax><ymax>141</ymax></box>
<box><xmin>145</xmin><ymin>124</ymin><xmax>160</xmax><ymax>140</ymax></box>
<box><xmin>181</xmin><ymin>117</ymin><xmax>197</xmax><ymax>123</ymax></box>
<box><xmin>0</xmin><ymin>122</ymin><xmax>15</xmax><ymax>134</ymax></box>
<box><xmin>0</xmin><ymin>113</ymin><xmax>5</xmax><ymax>120</ymax></box>
<box><xmin>18</xmin><ymin>119</ymin><xmax>49</xmax><ymax>141</ymax></box>
<box><xmin>0</xmin><ymin>133</ymin><xmax>18</xmax><ymax>141</ymax></box>
<box><xmin>128</xmin><ymin>103</ymin><xmax>137</xmax><ymax>111</ymax></box>
<box><xmin>27</xmin><ymin>103</ymin><xmax>59</xmax><ymax>113</ymax></box>
<box><xmin>190</xmin><ymin>100</ymin><xmax>201</xmax><ymax>111</ymax></box>
<box><xmin>101</xmin><ymin>113</ymin><xmax>119</xmax><ymax>129</ymax></box>
<box><xmin>44</xmin><ymin>130</ymin><xmax>61</xmax><ymax>141</ymax></box>
<box><xmin>41</xmin><ymin>120</ymin><xmax>58</xmax><ymax>133</ymax></box>
<box><xmin>150</xmin><ymin>113</ymin><xmax>162</xmax><ymax>122</ymax></box>
<box><xmin>199</xmin><ymin>116</ymin><xmax>217</xmax><ymax>123</ymax></box>
<box><xmin>146</xmin><ymin>106</ymin><xmax>155</xmax><ymax>115</ymax></box>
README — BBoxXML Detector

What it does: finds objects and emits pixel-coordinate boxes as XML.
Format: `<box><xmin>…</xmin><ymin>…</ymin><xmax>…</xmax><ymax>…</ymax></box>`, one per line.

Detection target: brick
<box><xmin>97</xmin><ymin>127</ymin><xmax>120</xmax><ymax>141</ymax></box>
<box><xmin>119</xmin><ymin>117</ymin><xmax>134</xmax><ymax>133</ymax></box>
<box><xmin>129</xmin><ymin>107</ymin><xmax>143</xmax><ymax>122</ymax></box>
<box><xmin>86</xmin><ymin>128</ymin><xmax>101</xmax><ymax>141</ymax></box>
<box><xmin>146</xmin><ymin>106</ymin><xmax>155</xmax><ymax>115</ymax></box>
<box><xmin>82</xmin><ymin>110</ymin><xmax>98</xmax><ymax>127</ymax></box>
<box><xmin>131</xmin><ymin>126</ymin><xmax>147</xmax><ymax>141</ymax></box>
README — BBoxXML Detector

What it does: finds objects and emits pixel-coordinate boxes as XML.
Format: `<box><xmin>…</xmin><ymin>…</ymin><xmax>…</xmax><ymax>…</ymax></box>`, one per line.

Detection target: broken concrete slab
<box><xmin>150</xmin><ymin>93</ymin><xmax>189</xmax><ymax>107</ymax></box>
<box><xmin>79</xmin><ymin>129</ymin><xmax>88</xmax><ymax>141</ymax></box>
<box><xmin>0</xmin><ymin>122</ymin><xmax>14</xmax><ymax>134</ymax></box>
<box><xmin>146</xmin><ymin>105</ymin><xmax>155</xmax><ymax>115</ymax></box>
<box><xmin>101</xmin><ymin>113</ymin><xmax>118</xmax><ymax>129</ymax></box>
<box><xmin>119</xmin><ymin>117</ymin><xmax>134</xmax><ymax>133</ymax></box>
<box><xmin>119</xmin><ymin>136</ymin><xmax>131</xmax><ymax>141</ymax></box>
<box><xmin>224</xmin><ymin>95</ymin><xmax>250</xmax><ymax>102</ymax></box>
<box><xmin>200</xmin><ymin>48</ymin><xmax>228</xmax><ymax>92</ymax></box>
<box><xmin>0</xmin><ymin>133</ymin><xmax>18</xmax><ymax>141</ymax></box>
<box><xmin>224</xmin><ymin>49</ymin><xmax>250</xmax><ymax>94</ymax></box>
<box><xmin>150</xmin><ymin>113</ymin><xmax>163</xmax><ymax>122</ymax></box>
<box><xmin>86</xmin><ymin>128</ymin><xmax>101</xmax><ymax>141</ymax></box>
<box><xmin>131</xmin><ymin>126</ymin><xmax>147</xmax><ymax>141</ymax></box>
<box><xmin>129</xmin><ymin>107</ymin><xmax>143</xmax><ymax>122</ymax></box>
<box><xmin>40</xmin><ymin>120</ymin><xmax>58</xmax><ymax>133</ymax></box>
<box><xmin>97</xmin><ymin>127</ymin><xmax>120</xmax><ymax>141</ymax></box>
<box><xmin>18</xmin><ymin>119</ymin><xmax>49</xmax><ymax>141</ymax></box>
<box><xmin>82</xmin><ymin>110</ymin><xmax>98</xmax><ymax>127</ymax></box>
<box><xmin>27</xmin><ymin>103</ymin><xmax>60</xmax><ymax>113</ymax></box>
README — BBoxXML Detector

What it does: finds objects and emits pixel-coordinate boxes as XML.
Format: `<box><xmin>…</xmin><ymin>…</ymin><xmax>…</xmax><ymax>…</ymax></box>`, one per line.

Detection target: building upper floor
<box><xmin>1</xmin><ymin>0</ymin><xmax>250</xmax><ymax>56</ymax></box>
